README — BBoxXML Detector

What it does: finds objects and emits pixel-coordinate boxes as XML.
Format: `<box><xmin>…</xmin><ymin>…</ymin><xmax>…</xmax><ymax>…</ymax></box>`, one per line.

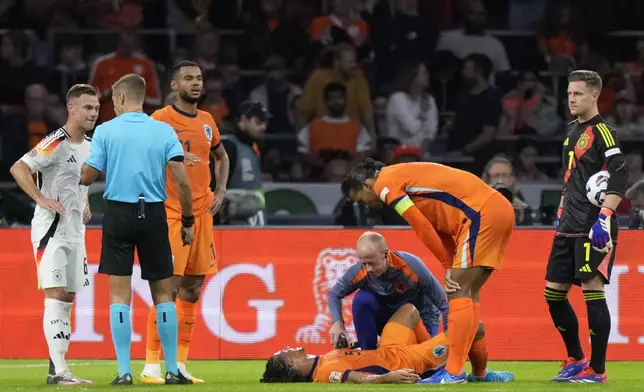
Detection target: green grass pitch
<box><xmin>0</xmin><ymin>360</ymin><xmax>641</xmax><ymax>391</ymax></box>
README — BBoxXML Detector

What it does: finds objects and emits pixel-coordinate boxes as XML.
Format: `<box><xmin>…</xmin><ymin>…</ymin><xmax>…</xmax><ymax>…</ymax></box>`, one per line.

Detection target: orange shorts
<box><xmin>377</xmin><ymin>322</ymin><xmax>449</xmax><ymax>374</ymax></box>
<box><xmin>168</xmin><ymin>212</ymin><xmax>217</xmax><ymax>276</ymax></box>
<box><xmin>451</xmin><ymin>191</ymin><xmax>514</xmax><ymax>270</ymax></box>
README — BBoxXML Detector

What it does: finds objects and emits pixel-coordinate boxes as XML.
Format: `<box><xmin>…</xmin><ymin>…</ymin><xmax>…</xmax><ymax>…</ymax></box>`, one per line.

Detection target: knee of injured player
<box><xmin>260</xmin><ymin>348</ymin><xmax>315</xmax><ymax>383</ymax></box>
<box><xmin>390</xmin><ymin>303</ymin><xmax>421</xmax><ymax>329</ymax></box>
<box><xmin>44</xmin><ymin>287</ymin><xmax>74</xmax><ymax>302</ymax></box>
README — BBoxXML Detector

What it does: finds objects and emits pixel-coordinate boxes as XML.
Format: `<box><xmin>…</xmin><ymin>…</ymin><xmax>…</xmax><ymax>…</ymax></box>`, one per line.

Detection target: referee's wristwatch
<box><xmin>181</xmin><ymin>215</ymin><xmax>195</xmax><ymax>228</ymax></box>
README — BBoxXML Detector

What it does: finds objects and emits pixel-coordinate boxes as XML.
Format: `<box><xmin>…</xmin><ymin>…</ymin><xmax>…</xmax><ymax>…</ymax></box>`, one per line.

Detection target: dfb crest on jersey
<box><xmin>576</xmin><ymin>134</ymin><xmax>589</xmax><ymax>149</ymax></box>
<box><xmin>204</xmin><ymin>124</ymin><xmax>213</xmax><ymax>141</ymax></box>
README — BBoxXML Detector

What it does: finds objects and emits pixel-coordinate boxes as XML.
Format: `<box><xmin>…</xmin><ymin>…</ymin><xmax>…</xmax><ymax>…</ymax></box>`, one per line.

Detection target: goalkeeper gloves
<box><xmin>554</xmin><ymin>207</ymin><xmax>563</xmax><ymax>229</ymax></box>
<box><xmin>589</xmin><ymin>207</ymin><xmax>616</xmax><ymax>253</ymax></box>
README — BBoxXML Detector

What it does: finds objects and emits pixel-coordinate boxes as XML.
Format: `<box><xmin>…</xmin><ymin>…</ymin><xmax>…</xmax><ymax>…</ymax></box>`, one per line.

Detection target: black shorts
<box><xmin>545</xmin><ymin>235</ymin><xmax>616</xmax><ymax>285</ymax></box>
<box><xmin>98</xmin><ymin>200</ymin><xmax>173</xmax><ymax>281</ymax></box>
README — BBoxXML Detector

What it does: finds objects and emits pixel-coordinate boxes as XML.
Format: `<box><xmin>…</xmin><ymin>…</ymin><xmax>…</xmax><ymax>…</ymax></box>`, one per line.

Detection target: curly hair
<box><xmin>259</xmin><ymin>354</ymin><xmax>308</xmax><ymax>383</ymax></box>
<box><xmin>340</xmin><ymin>158</ymin><xmax>386</xmax><ymax>197</ymax></box>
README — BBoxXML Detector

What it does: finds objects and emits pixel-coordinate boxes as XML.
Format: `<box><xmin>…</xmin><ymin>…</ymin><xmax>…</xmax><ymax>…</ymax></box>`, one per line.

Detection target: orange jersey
<box><xmin>374</xmin><ymin>163</ymin><xmax>499</xmax><ymax>264</ymax></box>
<box><xmin>151</xmin><ymin>105</ymin><xmax>221</xmax><ymax>218</ymax></box>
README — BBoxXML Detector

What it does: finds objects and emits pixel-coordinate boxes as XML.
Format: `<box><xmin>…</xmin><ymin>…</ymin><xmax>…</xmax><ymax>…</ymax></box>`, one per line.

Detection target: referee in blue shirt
<box><xmin>80</xmin><ymin>74</ymin><xmax>193</xmax><ymax>385</ymax></box>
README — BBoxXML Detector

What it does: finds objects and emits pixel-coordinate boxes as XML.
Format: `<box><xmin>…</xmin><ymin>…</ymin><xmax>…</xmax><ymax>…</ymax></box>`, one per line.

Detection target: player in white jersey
<box><xmin>9</xmin><ymin>85</ymin><xmax>100</xmax><ymax>385</ymax></box>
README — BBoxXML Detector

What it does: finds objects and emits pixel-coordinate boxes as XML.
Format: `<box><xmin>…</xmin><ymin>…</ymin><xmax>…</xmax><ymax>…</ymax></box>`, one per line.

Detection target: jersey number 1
<box><xmin>567</xmin><ymin>151</ymin><xmax>574</xmax><ymax>169</ymax></box>
<box><xmin>180</xmin><ymin>139</ymin><xmax>191</xmax><ymax>152</ymax></box>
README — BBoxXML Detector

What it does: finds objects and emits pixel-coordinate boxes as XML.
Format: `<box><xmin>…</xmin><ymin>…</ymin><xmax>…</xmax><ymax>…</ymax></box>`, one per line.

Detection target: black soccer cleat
<box><xmin>165</xmin><ymin>371</ymin><xmax>193</xmax><ymax>385</ymax></box>
<box><xmin>109</xmin><ymin>373</ymin><xmax>133</xmax><ymax>385</ymax></box>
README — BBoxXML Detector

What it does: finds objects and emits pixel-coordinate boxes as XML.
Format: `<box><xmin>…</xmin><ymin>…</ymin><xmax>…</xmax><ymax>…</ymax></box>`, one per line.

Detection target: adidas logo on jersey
<box><xmin>53</xmin><ymin>331</ymin><xmax>70</xmax><ymax>340</ymax></box>
<box><xmin>67</xmin><ymin>155</ymin><xmax>77</xmax><ymax>163</ymax></box>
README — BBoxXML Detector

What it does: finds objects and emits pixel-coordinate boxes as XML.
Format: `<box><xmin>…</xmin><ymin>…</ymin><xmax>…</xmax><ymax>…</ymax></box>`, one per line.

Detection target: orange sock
<box><xmin>468</xmin><ymin>303</ymin><xmax>488</xmax><ymax>377</ymax></box>
<box><xmin>445</xmin><ymin>297</ymin><xmax>477</xmax><ymax>376</ymax></box>
<box><xmin>177</xmin><ymin>299</ymin><xmax>197</xmax><ymax>364</ymax></box>
<box><xmin>414</xmin><ymin>319</ymin><xmax>431</xmax><ymax>344</ymax></box>
<box><xmin>145</xmin><ymin>307</ymin><xmax>161</xmax><ymax>364</ymax></box>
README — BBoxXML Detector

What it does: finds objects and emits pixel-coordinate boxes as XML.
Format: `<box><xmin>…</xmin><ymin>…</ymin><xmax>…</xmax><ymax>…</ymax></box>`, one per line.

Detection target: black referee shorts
<box><xmin>545</xmin><ymin>235</ymin><xmax>616</xmax><ymax>285</ymax></box>
<box><xmin>99</xmin><ymin>200</ymin><xmax>173</xmax><ymax>281</ymax></box>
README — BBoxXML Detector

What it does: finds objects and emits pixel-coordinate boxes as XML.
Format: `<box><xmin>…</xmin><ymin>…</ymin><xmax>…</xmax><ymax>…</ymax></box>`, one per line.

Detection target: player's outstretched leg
<box><xmin>544</xmin><ymin>283</ymin><xmax>588</xmax><ymax>381</ymax></box>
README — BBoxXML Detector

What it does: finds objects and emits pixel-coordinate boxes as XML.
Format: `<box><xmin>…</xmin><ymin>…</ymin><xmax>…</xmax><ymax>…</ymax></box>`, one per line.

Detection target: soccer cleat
<box><xmin>417</xmin><ymin>368</ymin><xmax>467</xmax><ymax>384</ymax></box>
<box><xmin>140</xmin><ymin>364</ymin><xmax>165</xmax><ymax>384</ymax></box>
<box><xmin>46</xmin><ymin>370</ymin><xmax>92</xmax><ymax>385</ymax></box>
<box><xmin>564</xmin><ymin>366</ymin><xmax>608</xmax><ymax>383</ymax></box>
<box><xmin>179</xmin><ymin>363</ymin><xmax>205</xmax><ymax>383</ymax></box>
<box><xmin>165</xmin><ymin>371</ymin><xmax>193</xmax><ymax>385</ymax></box>
<box><xmin>466</xmin><ymin>369</ymin><xmax>515</xmax><ymax>382</ymax></box>
<box><xmin>551</xmin><ymin>357</ymin><xmax>588</xmax><ymax>381</ymax></box>
<box><xmin>110</xmin><ymin>373</ymin><xmax>133</xmax><ymax>385</ymax></box>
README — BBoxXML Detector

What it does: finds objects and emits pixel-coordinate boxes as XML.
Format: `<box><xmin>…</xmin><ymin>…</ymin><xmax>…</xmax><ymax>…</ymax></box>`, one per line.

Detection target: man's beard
<box><xmin>180</xmin><ymin>92</ymin><xmax>201</xmax><ymax>104</ymax></box>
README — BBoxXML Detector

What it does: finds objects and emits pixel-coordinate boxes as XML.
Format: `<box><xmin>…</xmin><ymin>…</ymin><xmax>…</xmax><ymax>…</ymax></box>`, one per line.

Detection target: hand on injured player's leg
<box><xmin>444</xmin><ymin>269</ymin><xmax>461</xmax><ymax>294</ymax></box>
<box><xmin>36</xmin><ymin>196</ymin><xmax>66</xmax><ymax>215</ymax></box>
<box><xmin>329</xmin><ymin>320</ymin><xmax>349</xmax><ymax>347</ymax></box>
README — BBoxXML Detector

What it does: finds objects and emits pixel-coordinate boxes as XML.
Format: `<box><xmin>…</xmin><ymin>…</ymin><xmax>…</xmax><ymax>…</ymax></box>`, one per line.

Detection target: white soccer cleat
<box><xmin>47</xmin><ymin>370</ymin><xmax>92</xmax><ymax>385</ymax></box>
<box><xmin>179</xmin><ymin>363</ymin><xmax>205</xmax><ymax>383</ymax></box>
<box><xmin>140</xmin><ymin>364</ymin><xmax>165</xmax><ymax>384</ymax></box>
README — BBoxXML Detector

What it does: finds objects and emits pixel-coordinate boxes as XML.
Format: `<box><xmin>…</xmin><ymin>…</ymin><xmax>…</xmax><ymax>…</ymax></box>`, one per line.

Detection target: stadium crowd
<box><xmin>1</xmin><ymin>0</ymin><xmax>644</xmax><ymax>225</ymax></box>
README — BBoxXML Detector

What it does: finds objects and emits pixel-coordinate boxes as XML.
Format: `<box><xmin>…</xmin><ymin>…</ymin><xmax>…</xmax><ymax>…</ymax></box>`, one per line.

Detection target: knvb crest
<box><xmin>204</xmin><ymin>124</ymin><xmax>213</xmax><ymax>141</ymax></box>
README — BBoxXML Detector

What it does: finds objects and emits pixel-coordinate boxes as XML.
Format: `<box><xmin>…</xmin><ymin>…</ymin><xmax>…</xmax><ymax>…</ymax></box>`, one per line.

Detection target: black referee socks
<box><xmin>544</xmin><ymin>287</ymin><xmax>584</xmax><ymax>361</ymax></box>
<box><xmin>584</xmin><ymin>290</ymin><xmax>610</xmax><ymax>374</ymax></box>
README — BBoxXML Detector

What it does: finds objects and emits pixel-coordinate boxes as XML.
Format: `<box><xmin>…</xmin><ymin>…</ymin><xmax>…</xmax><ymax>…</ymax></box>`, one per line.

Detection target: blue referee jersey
<box><xmin>85</xmin><ymin>112</ymin><xmax>184</xmax><ymax>203</ymax></box>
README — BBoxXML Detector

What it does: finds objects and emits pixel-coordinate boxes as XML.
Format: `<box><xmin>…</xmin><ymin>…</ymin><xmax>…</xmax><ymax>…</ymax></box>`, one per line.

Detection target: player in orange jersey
<box><xmin>261</xmin><ymin>303</ymin><xmax>486</xmax><ymax>384</ymax></box>
<box><xmin>140</xmin><ymin>61</ymin><xmax>230</xmax><ymax>384</ymax></box>
<box><xmin>342</xmin><ymin>159</ymin><xmax>515</xmax><ymax>384</ymax></box>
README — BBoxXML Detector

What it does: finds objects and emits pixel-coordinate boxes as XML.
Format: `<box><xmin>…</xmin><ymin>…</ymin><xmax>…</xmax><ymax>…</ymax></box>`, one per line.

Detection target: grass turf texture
<box><xmin>0</xmin><ymin>360</ymin><xmax>641</xmax><ymax>391</ymax></box>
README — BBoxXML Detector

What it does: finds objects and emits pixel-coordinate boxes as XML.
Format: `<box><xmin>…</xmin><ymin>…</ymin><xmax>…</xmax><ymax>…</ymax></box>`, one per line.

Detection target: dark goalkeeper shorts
<box><xmin>545</xmin><ymin>235</ymin><xmax>616</xmax><ymax>285</ymax></box>
<box><xmin>99</xmin><ymin>200</ymin><xmax>174</xmax><ymax>281</ymax></box>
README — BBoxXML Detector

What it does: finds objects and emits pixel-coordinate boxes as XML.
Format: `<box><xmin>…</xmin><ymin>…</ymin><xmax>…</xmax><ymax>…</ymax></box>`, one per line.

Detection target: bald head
<box><xmin>356</xmin><ymin>232</ymin><xmax>389</xmax><ymax>276</ymax></box>
<box><xmin>357</xmin><ymin>231</ymin><xmax>388</xmax><ymax>253</ymax></box>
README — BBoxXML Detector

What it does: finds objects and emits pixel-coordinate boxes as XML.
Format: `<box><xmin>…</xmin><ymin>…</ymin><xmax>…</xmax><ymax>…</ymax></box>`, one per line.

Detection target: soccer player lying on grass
<box><xmin>261</xmin><ymin>304</ymin><xmax>499</xmax><ymax>384</ymax></box>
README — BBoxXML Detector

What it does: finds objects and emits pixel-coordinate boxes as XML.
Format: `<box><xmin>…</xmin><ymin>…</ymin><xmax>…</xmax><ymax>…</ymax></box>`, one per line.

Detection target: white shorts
<box><xmin>32</xmin><ymin>237</ymin><xmax>89</xmax><ymax>292</ymax></box>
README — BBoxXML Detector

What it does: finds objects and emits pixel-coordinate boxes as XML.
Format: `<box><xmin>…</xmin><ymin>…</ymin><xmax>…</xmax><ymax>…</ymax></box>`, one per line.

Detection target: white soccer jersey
<box><xmin>21</xmin><ymin>128</ymin><xmax>91</xmax><ymax>244</ymax></box>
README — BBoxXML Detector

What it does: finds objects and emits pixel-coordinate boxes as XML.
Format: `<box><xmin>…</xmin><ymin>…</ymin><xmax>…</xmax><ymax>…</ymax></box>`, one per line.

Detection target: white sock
<box><xmin>43</xmin><ymin>298</ymin><xmax>72</xmax><ymax>375</ymax></box>
<box><xmin>142</xmin><ymin>363</ymin><xmax>162</xmax><ymax>376</ymax></box>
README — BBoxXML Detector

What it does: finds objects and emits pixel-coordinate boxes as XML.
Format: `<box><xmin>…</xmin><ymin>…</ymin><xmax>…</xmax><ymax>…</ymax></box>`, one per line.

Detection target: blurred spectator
<box><xmin>618</xmin><ymin>149</ymin><xmax>644</xmax><ymax>215</ymax></box>
<box><xmin>436</xmin><ymin>0</ymin><xmax>510</xmax><ymax>84</ymax></box>
<box><xmin>84</xmin><ymin>0</ymin><xmax>144</xmax><ymax>29</ymax></box>
<box><xmin>430</xmin><ymin>50</ymin><xmax>461</xmax><ymax>112</ymax></box>
<box><xmin>575</xmin><ymin>41</ymin><xmax>610</xmax><ymax>77</ymax></box>
<box><xmin>0</xmin><ymin>31</ymin><xmax>48</xmax><ymax>107</ymax></box>
<box><xmin>0</xmin><ymin>0</ymin><xmax>24</xmax><ymax>29</ymax></box>
<box><xmin>622</xmin><ymin>38</ymin><xmax>644</xmax><ymax>103</ymax></box>
<box><xmin>373</xmin><ymin>91</ymin><xmax>389</xmax><ymax>136</ymax></box>
<box><xmin>444</xmin><ymin>54</ymin><xmax>500</xmax><ymax>174</ymax></box>
<box><xmin>310</xmin><ymin>0</ymin><xmax>369</xmax><ymax>49</ymax></box>
<box><xmin>250</xmin><ymin>54</ymin><xmax>302</xmax><ymax>135</ymax></box>
<box><xmin>392</xmin><ymin>145</ymin><xmax>422</xmax><ymax>164</ymax></box>
<box><xmin>626</xmin><ymin>150</ymin><xmax>643</xmax><ymax>186</ymax></box>
<box><xmin>49</xmin><ymin>38</ymin><xmax>89</xmax><ymax>101</ymax></box>
<box><xmin>597</xmin><ymin>71</ymin><xmax>634</xmax><ymax>117</ymax></box>
<box><xmin>481</xmin><ymin>155</ymin><xmax>533</xmax><ymax>226</ymax></box>
<box><xmin>297</xmin><ymin>82</ymin><xmax>372</xmax><ymax>169</ymax></box>
<box><xmin>200</xmin><ymin>71</ymin><xmax>229</xmax><ymax>125</ymax></box>
<box><xmin>299</xmin><ymin>44</ymin><xmax>375</xmax><ymax>143</ymax></box>
<box><xmin>89</xmin><ymin>29</ymin><xmax>161</xmax><ymax>124</ymax></box>
<box><xmin>381</xmin><ymin>0</ymin><xmax>438</xmax><ymax>76</ymax></box>
<box><xmin>321</xmin><ymin>152</ymin><xmax>351</xmax><ymax>183</ymax></box>
<box><xmin>25</xmin><ymin>0</ymin><xmax>80</xmax><ymax>28</ymax></box>
<box><xmin>194</xmin><ymin>28</ymin><xmax>220</xmax><ymax>73</ymax></box>
<box><xmin>514</xmin><ymin>139</ymin><xmax>548</xmax><ymax>181</ymax></box>
<box><xmin>375</xmin><ymin>136</ymin><xmax>401</xmax><ymax>165</ymax></box>
<box><xmin>219</xmin><ymin>60</ymin><xmax>248</xmax><ymax>113</ymax></box>
<box><xmin>605</xmin><ymin>95</ymin><xmax>644</xmax><ymax>138</ymax></box>
<box><xmin>498</xmin><ymin>70</ymin><xmax>561</xmax><ymax>137</ymax></box>
<box><xmin>241</xmin><ymin>0</ymin><xmax>309</xmax><ymax>68</ymax></box>
<box><xmin>537</xmin><ymin>3</ymin><xmax>584</xmax><ymax>63</ymax></box>
<box><xmin>508</xmin><ymin>0</ymin><xmax>548</xmax><ymax>30</ymax></box>
<box><xmin>386</xmin><ymin>61</ymin><xmax>438</xmax><ymax>155</ymax></box>
<box><xmin>24</xmin><ymin>83</ymin><xmax>50</xmax><ymax>149</ymax></box>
